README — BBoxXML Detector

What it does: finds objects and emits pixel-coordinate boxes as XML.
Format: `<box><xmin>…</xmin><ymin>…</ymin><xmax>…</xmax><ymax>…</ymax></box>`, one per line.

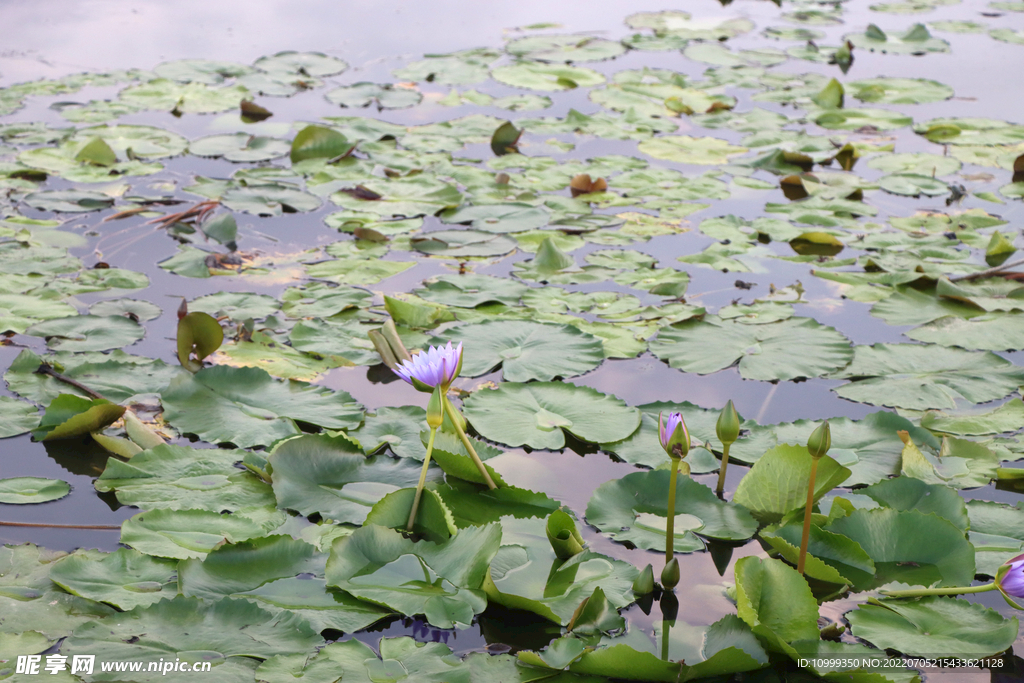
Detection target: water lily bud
<box><xmin>997</xmin><ymin>553</ymin><xmax>1024</xmax><ymax>608</ymax></box>
<box><xmin>661</xmin><ymin>557</ymin><xmax>680</xmax><ymax>590</ymax></box>
<box><xmin>659</xmin><ymin>412</ymin><xmax>689</xmax><ymax>460</ymax></box>
<box><xmin>633</xmin><ymin>564</ymin><xmax>655</xmax><ymax>596</ymax></box>
<box><xmin>716</xmin><ymin>400</ymin><xmax>740</xmax><ymax>446</ymax></box>
<box><xmin>807</xmin><ymin>420</ymin><xmax>831</xmax><ymax>459</ymax></box>
<box><xmin>426</xmin><ymin>386</ymin><xmax>444</xmax><ymax>430</ymax></box>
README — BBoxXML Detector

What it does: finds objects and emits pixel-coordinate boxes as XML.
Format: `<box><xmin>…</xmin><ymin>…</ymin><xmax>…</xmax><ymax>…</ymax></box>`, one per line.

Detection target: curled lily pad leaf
<box><xmin>269</xmin><ymin>433</ymin><xmax>433</xmax><ymax>524</ymax></box>
<box><xmin>290</xmin><ymin>125</ymin><xmax>353</xmax><ymax>163</ymax></box>
<box><xmin>160</xmin><ymin>366</ymin><xmax>363</xmax><ymax>448</ymax></box>
<box><xmin>734</xmin><ymin>557</ymin><xmax>821</xmax><ymax>654</ymax></box>
<box><xmin>33</xmin><ymin>394</ymin><xmax>125</xmax><ymax>441</ymax></box>
<box><xmin>462</xmin><ymin>381</ymin><xmax>640</xmax><ymax>450</ymax></box>
<box><xmin>586</xmin><ymin>470</ymin><xmax>757</xmax><ymax>552</ymax></box>
<box><xmin>429</xmin><ymin>321</ymin><xmax>604</xmax><ymax>382</ymax></box>
<box><xmin>650</xmin><ymin>316</ymin><xmax>852</xmax><ymax>381</ymax></box>
<box><xmin>734</xmin><ymin>446</ymin><xmax>850</xmax><ymax>523</ymax></box>
<box><xmin>0</xmin><ymin>477</ymin><xmax>70</xmax><ymax>504</ymax></box>
<box><xmin>485</xmin><ymin>515</ymin><xmax>638</xmax><ymax>625</ymax></box>
<box><xmin>326</xmin><ymin>523</ymin><xmax>501</xmax><ymax>629</ymax></box>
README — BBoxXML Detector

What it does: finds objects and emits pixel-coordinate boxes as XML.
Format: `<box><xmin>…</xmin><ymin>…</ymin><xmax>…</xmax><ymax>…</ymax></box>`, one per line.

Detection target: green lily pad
<box><xmin>440</xmin><ymin>203</ymin><xmax>549</xmax><ymax>234</ymax></box>
<box><xmin>867</xmin><ymin>152</ymin><xmax>961</xmax><ymax>175</ymax></box>
<box><xmin>906</xmin><ymin>313</ymin><xmax>1024</xmax><ymax>351</ymax></box>
<box><xmin>23</xmin><ymin>190</ymin><xmax>115</xmax><ymax>212</ymax></box>
<box><xmin>326</xmin><ymin>523</ymin><xmax>500</xmax><ymax>629</ymax></box>
<box><xmin>845</xmin><ymin>23</ymin><xmax>951</xmax><ymax>53</ymax></box>
<box><xmin>879</xmin><ymin>173</ymin><xmax>950</xmax><ymax>196</ymax></box>
<box><xmin>287</xmin><ymin>319</ymin><xmax>379</xmax><ymax>366</ymax></box>
<box><xmin>49</xmin><ymin>548</ymin><xmax>178</xmax><ymax>610</ymax></box>
<box><xmin>814</xmin><ymin>108</ymin><xmax>914</xmax><ymax>131</ymax></box>
<box><xmin>255</xmin><ymin>51</ymin><xmax>348</xmax><ymax>77</ymax></box>
<box><xmin>121</xmin><ymin>506</ymin><xmax>287</xmax><ymax>560</ymax></box>
<box><xmin>826</xmin><ymin>508</ymin><xmax>976</xmax><ymax>587</ymax></box>
<box><xmin>330</xmin><ymin>175</ymin><xmax>462</xmax><ymax>217</ymax></box>
<box><xmin>849</xmin><ymin>77</ymin><xmax>953</xmax><ymax>103</ymax></box>
<box><xmin>734</xmin><ymin>557</ymin><xmax>821</xmax><ymax>654</ymax></box>
<box><xmin>62</xmin><ymin>595</ymin><xmax>322</xmax><ymax>676</ymax></box>
<box><xmin>393</xmin><ymin>49</ymin><xmax>498</xmax><ymax>85</ymax></box>
<box><xmin>0</xmin><ymin>396</ymin><xmax>40</xmax><ymax>438</ymax></box>
<box><xmin>269</xmin><ymin>433</ymin><xmax>433</xmax><ymax>524</ymax></box>
<box><xmin>429</xmin><ymin>321</ymin><xmax>604</xmax><ymax>382</ymax></box>
<box><xmin>325</xmin><ymin>82</ymin><xmax>422</xmax><ymax>109</ymax></box>
<box><xmin>492</xmin><ymin>63</ymin><xmax>605</xmax><ymax>91</ymax></box>
<box><xmin>95</xmin><ymin>444</ymin><xmax>275</xmax><ymax>512</ymax></box>
<box><xmin>462</xmin><ymin>382</ymin><xmax>640</xmax><ymax>450</ymax></box>
<box><xmin>221</xmin><ymin>182</ymin><xmax>321</xmax><ymax>216</ymax></box>
<box><xmin>915</xmin><ymin>117</ymin><xmax>1024</xmax><ymax>145</ymax></box>
<box><xmin>921</xmin><ymin>398</ymin><xmax>1024</xmax><ymax>435</ymax></box>
<box><xmin>189</xmin><ymin>133</ymin><xmax>290</xmax><ymax>162</ymax></box>
<box><xmin>847</xmin><ymin>597</ymin><xmax>1017</xmax><ymax>657</ymax></box>
<box><xmin>650</xmin><ymin>315</ymin><xmax>852</xmax><ymax>381</ymax></box>
<box><xmin>0</xmin><ymin>477</ymin><xmax>70</xmax><ymax>504</ymax></box>
<box><xmin>179</xmin><ymin>535</ymin><xmax>391</xmax><ymax>634</ymax></box>
<box><xmin>160</xmin><ymin>365</ymin><xmax>363</xmax><ymax>448</ymax></box>
<box><xmin>991</xmin><ymin>28</ymin><xmax>1024</xmax><ymax>44</ymax></box>
<box><xmin>415</xmin><ymin>273</ymin><xmax>528</xmax><ymax>308</ymax></box>
<box><xmin>586</xmin><ymin>470</ymin><xmax>757</xmax><ymax>552</ymax></box>
<box><xmin>831</xmin><ymin>343</ymin><xmax>1024</xmax><ymax>410</ymax></box>
<box><xmin>410</xmin><ymin>229</ymin><xmax>518</xmax><ymax>257</ymax></box>
<box><xmin>626</xmin><ymin>11</ymin><xmax>754</xmax><ymax>40</ymax></box>
<box><xmin>733</xmin><ymin>445</ymin><xmax>851</xmax><ymax>523</ymax></box>
<box><xmin>506</xmin><ymin>34</ymin><xmax>627</xmax><ymax>63</ymax></box>
<box><xmin>25</xmin><ymin>314</ymin><xmax>144</xmax><ymax>352</ymax></box>
<box><xmin>638</xmin><ymin>136</ymin><xmax>748</xmax><ymax>165</ymax></box>
<box><xmin>485</xmin><ymin>515</ymin><xmax>638</xmax><ymax>625</ymax></box>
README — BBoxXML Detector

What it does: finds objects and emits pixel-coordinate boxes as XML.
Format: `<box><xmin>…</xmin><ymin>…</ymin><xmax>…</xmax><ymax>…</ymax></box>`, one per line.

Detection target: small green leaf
<box><xmin>290</xmin><ymin>124</ymin><xmax>353</xmax><ymax>163</ymax></box>
<box><xmin>33</xmin><ymin>394</ymin><xmax>125</xmax><ymax>441</ymax></box>
<box><xmin>176</xmin><ymin>311</ymin><xmax>223</xmax><ymax>372</ymax></box>
<box><xmin>0</xmin><ymin>477</ymin><xmax>70</xmax><ymax>504</ymax></box>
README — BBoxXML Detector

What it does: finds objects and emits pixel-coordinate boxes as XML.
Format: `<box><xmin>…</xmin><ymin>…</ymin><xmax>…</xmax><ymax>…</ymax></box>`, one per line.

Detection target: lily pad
<box><xmin>491</xmin><ymin>63</ymin><xmax>605</xmax><ymax>91</ymax></box>
<box><xmin>847</xmin><ymin>597</ymin><xmax>1017</xmax><ymax>657</ymax></box>
<box><xmin>269</xmin><ymin>433</ymin><xmax>433</xmax><ymax>524</ymax></box>
<box><xmin>462</xmin><ymin>382</ymin><xmax>640</xmax><ymax>450</ymax></box>
<box><xmin>160</xmin><ymin>365</ymin><xmax>363</xmax><ymax>448</ymax></box>
<box><xmin>0</xmin><ymin>396</ymin><xmax>40</xmax><ymax>438</ymax></box>
<box><xmin>49</xmin><ymin>548</ymin><xmax>178</xmax><ymax>610</ymax></box>
<box><xmin>254</xmin><ymin>51</ymin><xmax>348</xmax><ymax>77</ymax></box>
<box><xmin>325</xmin><ymin>82</ymin><xmax>422</xmax><ymax>109</ymax></box>
<box><xmin>326</xmin><ymin>523</ymin><xmax>500</xmax><ymax>628</ymax></box>
<box><xmin>0</xmin><ymin>477</ymin><xmax>70</xmax><ymax>504</ymax></box>
<box><xmin>831</xmin><ymin>343</ymin><xmax>1024</xmax><ymax>410</ymax></box>
<box><xmin>848</xmin><ymin>77</ymin><xmax>953</xmax><ymax>104</ymax></box>
<box><xmin>429</xmin><ymin>321</ymin><xmax>604</xmax><ymax>382</ymax></box>
<box><xmin>733</xmin><ymin>445</ymin><xmax>851</xmax><ymax>523</ymax></box>
<box><xmin>650</xmin><ymin>315</ymin><xmax>852</xmax><ymax>381</ymax></box>
<box><xmin>845</xmin><ymin>23</ymin><xmax>951</xmax><ymax>53</ymax></box>
<box><xmin>906</xmin><ymin>313</ymin><xmax>1024</xmax><ymax>351</ymax></box>
<box><xmin>120</xmin><ymin>506</ymin><xmax>287</xmax><ymax>560</ymax></box>
<box><xmin>586</xmin><ymin>470</ymin><xmax>757</xmax><ymax>552</ymax></box>
<box><xmin>189</xmin><ymin>133</ymin><xmax>290</xmax><ymax>162</ymax></box>
<box><xmin>506</xmin><ymin>34</ymin><xmax>627</xmax><ymax>63</ymax></box>
<box><xmin>638</xmin><ymin>136</ymin><xmax>748</xmax><ymax>165</ymax></box>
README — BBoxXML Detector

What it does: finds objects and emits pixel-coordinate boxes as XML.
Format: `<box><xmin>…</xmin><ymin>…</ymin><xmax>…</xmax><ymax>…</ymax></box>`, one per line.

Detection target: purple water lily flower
<box><xmin>394</xmin><ymin>342</ymin><xmax>463</xmax><ymax>392</ymax></box>
<box><xmin>999</xmin><ymin>553</ymin><xmax>1024</xmax><ymax>600</ymax></box>
<box><xmin>659</xmin><ymin>411</ymin><xmax>690</xmax><ymax>458</ymax></box>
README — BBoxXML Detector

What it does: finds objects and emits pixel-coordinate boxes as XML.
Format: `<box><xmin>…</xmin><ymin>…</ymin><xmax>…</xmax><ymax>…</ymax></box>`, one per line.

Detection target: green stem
<box><xmin>797</xmin><ymin>456</ymin><xmax>819</xmax><ymax>575</ymax></box>
<box><xmin>407</xmin><ymin>427</ymin><xmax>438</xmax><ymax>531</ymax></box>
<box><xmin>716</xmin><ymin>442</ymin><xmax>731</xmax><ymax>496</ymax></box>
<box><xmin>443</xmin><ymin>396</ymin><xmax>497</xmax><ymax>490</ymax></box>
<box><xmin>661</xmin><ymin>620</ymin><xmax>670</xmax><ymax>661</ymax></box>
<box><xmin>665</xmin><ymin>457</ymin><xmax>680</xmax><ymax>564</ymax></box>
<box><xmin>881</xmin><ymin>583</ymin><xmax>998</xmax><ymax>598</ymax></box>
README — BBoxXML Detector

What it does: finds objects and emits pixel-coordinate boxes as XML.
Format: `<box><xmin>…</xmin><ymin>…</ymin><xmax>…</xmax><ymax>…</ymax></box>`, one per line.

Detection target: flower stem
<box><xmin>715</xmin><ymin>443</ymin><xmax>731</xmax><ymax>496</ymax></box>
<box><xmin>881</xmin><ymin>583</ymin><xmax>998</xmax><ymax>598</ymax></box>
<box><xmin>665</xmin><ymin>457</ymin><xmax>680</xmax><ymax>564</ymax></box>
<box><xmin>797</xmin><ymin>456</ymin><xmax>819</xmax><ymax>575</ymax></box>
<box><xmin>407</xmin><ymin>427</ymin><xmax>438</xmax><ymax>531</ymax></box>
<box><xmin>443</xmin><ymin>396</ymin><xmax>497</xmax><ymax>490</ymax></box>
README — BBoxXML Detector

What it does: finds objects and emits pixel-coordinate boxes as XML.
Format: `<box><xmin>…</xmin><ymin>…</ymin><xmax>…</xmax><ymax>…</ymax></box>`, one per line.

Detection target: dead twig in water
<box><xmin>34</xmin><ymin>363</ymin><xmax>108</xmax><ymax>401</ymax></box>
<box><xmin>0</xmin><ymin>520</ymin><xmax>121</xmax><ymax>530</ymax></box>
<box><xmin>145</xmin><ymin>199</ymin><xmax>219</xmax><ymax>230</ymax></box>
<box><xmin>949</xmin><ymin>257</ymin><xmax>1024</xmax><ymax>282</ymax></box>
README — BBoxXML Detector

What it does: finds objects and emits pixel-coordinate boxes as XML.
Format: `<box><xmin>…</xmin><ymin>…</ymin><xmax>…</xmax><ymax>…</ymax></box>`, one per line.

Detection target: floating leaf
<box><xmin>429</xmin><ymin>321</ymin><xmax>604</xmax><ymax>381</ymax></box>
<box><xmin>831</xmin><ymin>343</ymin><xmax>1024</xmax><ymax>410</ymax></box>
<box><xmin>650</xmin><ymin>316</ymin><xmax>852</xmax><ymax>381</ymax></box>
<box><xmin>290</xmin><ymin>125</ymin><xmax>353</xmax><ymax>163</ymax></box>
<box><xmin>733</xmin><ymin>445</ymin><xmax>850</xmax><ymax>523</ymax></box>
<box><xmin>49</xmin><ymin>548</ymin><xmax>178</xmax><ymax>610</ymax></box>
<box><xmin>0</xmin><ymin>396</ymin><xmax>40</xmax><ymax>439</ymax></box>
<box><xmin>0</xmin><ymin>477</ymin><xmax>70</xmax><ymax>504</ymax></box>
<box><xmin>269</xmin><ymin>433</ymin><xmax>432</xmax><ymax>524</ymax></box>
<box><xmin>638</xmin><ymin>136</ymin><xmax>748</xmax><ymax>165</ymax></box>
<box><xmin>160</xmin><ymin>366</ymin><xmax>363</xmax><ymax>448</ymax></box>
<box><xmin>462</xmin><ymin>382</ymin><xmax>640</xmax><ymax>450</ymax></box>
<box><xmin>325</xmin><ymin>82</ymin><xmax>422</xmax><ymax>109</ymax></box>
<box><xmin>586</xmin><ymin>470</ymin><xmax>757</xmax><ymax>552</ymax></box>
<box><xmin>121</xmin><ymin>506</ymin><xmax>287</xmax><ymax>560</ymax></box>
<box><xmin>491</xmin><ymin>63</ymin><xmax>605</xmax><ymax>91</ymax></box>
<box><xmin>189</xmin><ymin>133</ymin><xmax>290</xmax><ymax>162</ymax></box>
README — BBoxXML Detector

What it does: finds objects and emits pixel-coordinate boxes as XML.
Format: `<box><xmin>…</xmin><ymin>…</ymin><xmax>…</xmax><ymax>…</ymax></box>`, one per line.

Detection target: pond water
<box><xmin>2</xmin><ymin>0</ymin><xmax>1024</xmax><ymax>680</ymax></box>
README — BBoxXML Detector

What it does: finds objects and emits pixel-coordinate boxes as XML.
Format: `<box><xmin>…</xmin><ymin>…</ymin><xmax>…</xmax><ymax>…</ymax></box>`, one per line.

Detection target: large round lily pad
<box><xmin>649</xmin><ymin>316</ymin><xmax>853</xmax><ymax>381</ymax></box>
<box><xmin>462</xmin><ymin>382</ymin><xmax>640</xmax><ymax>450</ymax></box>
<box><xmin>429</xmin><ymin>321</ymin><xmax>605</xmax><ymax>382</ymax></box>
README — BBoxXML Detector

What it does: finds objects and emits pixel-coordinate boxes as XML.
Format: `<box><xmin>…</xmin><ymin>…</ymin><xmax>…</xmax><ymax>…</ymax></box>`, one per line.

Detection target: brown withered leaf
<box><xmin>240</xmin><ymin>100</ymin><xmax>273</xmax><ymax>122</ymax></box>
<box><xmin>338</xmin><ymin>185</ymin><xmax>383</xmax><ymax>201</ymax></box>
<box><xmin>570</xmin><ymin>173</ymin><xmax>608</xmax><ymax>197</ymax></box>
